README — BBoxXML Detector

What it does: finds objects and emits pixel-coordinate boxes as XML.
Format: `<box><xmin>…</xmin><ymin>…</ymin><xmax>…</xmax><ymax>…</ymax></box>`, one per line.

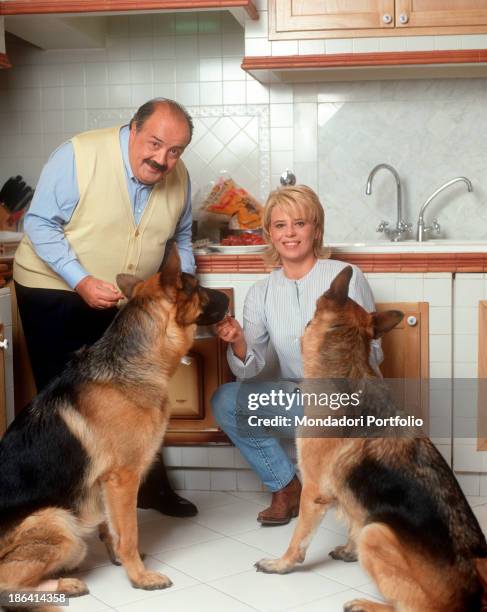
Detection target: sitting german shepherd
<box><xmin>256</xmin><ymin>266</ymin><xmax>487</xmax><ymax>612</ymax></box>
<box><xmin>0</xmin><ymin>246</ymin><xmax>228</xmax><ymax>602</ymax></box>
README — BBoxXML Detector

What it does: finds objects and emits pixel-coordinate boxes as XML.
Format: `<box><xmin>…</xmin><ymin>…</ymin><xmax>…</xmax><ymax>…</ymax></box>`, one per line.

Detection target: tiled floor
<box><xmin>67</xmin><ymin>491</ymin><xmax>487</xmax><ymax>612</ymax></box>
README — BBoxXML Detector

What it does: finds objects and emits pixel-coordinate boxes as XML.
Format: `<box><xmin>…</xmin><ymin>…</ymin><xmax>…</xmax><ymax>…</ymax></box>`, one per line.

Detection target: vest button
<box><xmin>128</xmin><ymin>264</ymin><xmax>134</xmax><ymax>271</ymax></box>
<box><xmin>135</xmin><ymin>230</ymin><xmax>140</xmax><ymax>237</ymax></box>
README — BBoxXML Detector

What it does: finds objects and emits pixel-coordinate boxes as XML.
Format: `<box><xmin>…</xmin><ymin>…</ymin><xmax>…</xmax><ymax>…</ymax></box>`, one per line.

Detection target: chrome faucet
<box><xmin>416</xmin><ymin>177</ymin><xmax>473</xmax><ymax>242</ymax></box>
<box><xmin>366</xmin><ymin>163</ymin><xmax>412</xmax><ymax>242</ymax></box>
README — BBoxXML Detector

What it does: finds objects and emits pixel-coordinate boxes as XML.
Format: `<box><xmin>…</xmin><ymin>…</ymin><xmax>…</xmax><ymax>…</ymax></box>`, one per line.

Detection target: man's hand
<box><xmin>75</xmin><ymin>276</ymin><xmax>123</xmax><ymax>309</ymax></box>
<box><xmin>214</xmin><ymin>315</ymin><xmax>247</xmax><ymax>361</ymax></box>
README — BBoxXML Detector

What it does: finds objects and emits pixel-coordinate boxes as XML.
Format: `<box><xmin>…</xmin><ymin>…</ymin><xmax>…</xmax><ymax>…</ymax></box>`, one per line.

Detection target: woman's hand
<box><xmin>214</xmin><ymin>315</ymin><xmax>247</xmax><ymax>361</ymax></box>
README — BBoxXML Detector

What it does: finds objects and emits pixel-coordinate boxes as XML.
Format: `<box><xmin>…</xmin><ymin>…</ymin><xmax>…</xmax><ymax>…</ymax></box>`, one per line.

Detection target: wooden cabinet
<box><xmin>270</xmin><ymin>0</ymin><xmax>487</xmax><ymax>39</ymax></box>
<box><xmin>0</xmin><ymin>287</ymin><xmax>14</xmax><ymax>436</ymax></box>
<box><xmin>376</xmin><ymin>301</ymin><xmax>429</xmax><ymax>422</ymax></box>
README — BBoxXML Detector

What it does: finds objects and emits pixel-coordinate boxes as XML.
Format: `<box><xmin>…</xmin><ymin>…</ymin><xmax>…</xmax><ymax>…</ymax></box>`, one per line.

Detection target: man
<box><xmin>13</xmin><ymin>98</ymin><xmax>198</xmax><ymax>517</ymax></box>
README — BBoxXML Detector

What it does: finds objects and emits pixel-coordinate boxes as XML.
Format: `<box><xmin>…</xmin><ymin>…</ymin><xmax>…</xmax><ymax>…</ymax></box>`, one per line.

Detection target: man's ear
<box><xmin>159</xmin><ymin>241</ymin><xmax>182</xmax><ymax>289</ymax></box>
<box><xmin>372</xmin><ymin>310</ymin><xmax>404</xmax><ymax>338</ymax></box>
<box><xmin>116</xmin><ymin>273</ymin><xmax>142</xmax><ymax>299</ymax></box>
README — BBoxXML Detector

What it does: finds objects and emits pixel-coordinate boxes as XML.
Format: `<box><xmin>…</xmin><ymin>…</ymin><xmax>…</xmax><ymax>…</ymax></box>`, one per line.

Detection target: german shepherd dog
<box><xmin>0</xmin><ymin>245</ymin><xmax>228</xmax><ymax>604</ymax></box>
<box><xmin>256</xmin><ymin>266</ymin><xmax>487</xmax><ymax>611</ymax></box>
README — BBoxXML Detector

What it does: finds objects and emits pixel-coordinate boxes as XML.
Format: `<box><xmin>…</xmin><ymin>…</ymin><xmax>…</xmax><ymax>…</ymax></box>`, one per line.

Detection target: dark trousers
<box><xmin>15</xmin><ymin>282</ymin><xmax>118</xmax><ymax>392</ymax></box>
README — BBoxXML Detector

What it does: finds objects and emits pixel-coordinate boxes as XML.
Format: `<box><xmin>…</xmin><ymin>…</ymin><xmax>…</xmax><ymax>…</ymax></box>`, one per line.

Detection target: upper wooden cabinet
<box><xmin>270</xmin><ymin>0</ymin><xmax>487</xmax><ymax>39</ymax></box>
<box><xmin>0</xmin><ymin>0</ymin><xmax>258</xmax><ymax>18</ymax></box>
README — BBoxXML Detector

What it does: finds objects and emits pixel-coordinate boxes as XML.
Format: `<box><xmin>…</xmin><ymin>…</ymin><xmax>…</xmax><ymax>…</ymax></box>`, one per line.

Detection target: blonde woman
<box><xmin>212</xmin><ymin>185</ymin><xmax>382</xmax><ymax>525</ymax></box>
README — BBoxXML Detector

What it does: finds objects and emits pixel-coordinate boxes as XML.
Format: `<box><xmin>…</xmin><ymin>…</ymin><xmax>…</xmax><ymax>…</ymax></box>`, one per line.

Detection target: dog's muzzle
<box><xmin>196</xmin><ymin>288</ymin><xmax>229</xmax><ymax>325</ymax></box>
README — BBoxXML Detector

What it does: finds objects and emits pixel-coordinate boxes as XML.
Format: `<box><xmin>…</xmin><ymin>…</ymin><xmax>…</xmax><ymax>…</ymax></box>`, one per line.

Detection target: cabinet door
<box><xmin>397</xmin><ymin>0</ymin><xmax>487</xmax><ymax>28</ymax></box>
<box><xmin>270</xmin><ymin>0</ymin><xmax>395</xmax><ymax>39</ymax></box>
<box><xmin>376</xmin><ymin>301</ymin><xmax>429</xmax><ymax>422</ymax></box>
<box><xmin>0</xmin><ymin>323</ymin><xmax>6</xmax><ymax>436</ymax></box>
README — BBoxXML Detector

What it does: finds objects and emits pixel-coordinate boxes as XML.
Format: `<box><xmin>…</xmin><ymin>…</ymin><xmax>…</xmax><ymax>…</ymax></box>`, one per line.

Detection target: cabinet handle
<box><xmin>0</xmin><ymin>338</ymin><xmax>8</xmax><ymax>350</ymax></box>
<box><xmin>407</xmin><ymin>316</ymin><xmax>417</xmax><ymax>327</ymax></box>
<box><xmin>382</xmin><ymin>13</ymin><xmax>393</xmax><ymax>24</ymax></box>
<box><xmin>399</xmin><ymin>13</ymin><xmax>409</xmax><ymax>24</ymax></box>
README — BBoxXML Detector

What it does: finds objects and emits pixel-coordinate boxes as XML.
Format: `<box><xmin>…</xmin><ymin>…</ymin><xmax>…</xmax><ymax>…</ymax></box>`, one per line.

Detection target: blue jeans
<box><xmin>211</xmin><ymin>382</ymin><xmax>296</xmax><ymax>492</ymax></box>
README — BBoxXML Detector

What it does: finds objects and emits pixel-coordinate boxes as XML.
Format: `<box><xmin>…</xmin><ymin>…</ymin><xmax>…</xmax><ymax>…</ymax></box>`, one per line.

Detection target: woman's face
<box><xmin>268</xmin><ymin>206</ymin><xmax>318</xmax><ymax>264</ymax></box>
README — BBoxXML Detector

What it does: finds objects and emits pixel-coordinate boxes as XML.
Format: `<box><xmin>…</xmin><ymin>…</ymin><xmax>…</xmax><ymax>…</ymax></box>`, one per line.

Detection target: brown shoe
<box><xmin>257</xmin><ymin>476</ymin><xmax>301</xmax><ymax>525</ymax></box>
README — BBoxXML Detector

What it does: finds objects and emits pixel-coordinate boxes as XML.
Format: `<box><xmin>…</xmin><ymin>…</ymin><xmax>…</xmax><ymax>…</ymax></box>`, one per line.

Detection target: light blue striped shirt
<box><xmin>23</xmin><ymin>125</ymin><xmax>195</xmax><ymax>289</ymax></box>
<box><xmin>228</xmin><ymin>259</ymin><xmax>382</xmax><ymax>379</ymax></box>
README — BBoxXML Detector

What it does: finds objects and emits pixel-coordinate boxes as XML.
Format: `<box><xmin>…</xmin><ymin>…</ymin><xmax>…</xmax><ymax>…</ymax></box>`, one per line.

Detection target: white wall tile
<box><xmin>237</xmin><ymin>470</ymin><xmax>264</xmax><ymax>491</ymax></box>
<box><xmin>210</xmin><ymin>470</ymin><xmax>237</xmax><ymax>491</ymax></box>
<box><xmin>129</xmin><ymin>14</ymin><xmax>153</xmax><ymax>37</ymax></box>
<box><xmin>245</xmin><ymin>38</ymin><xmax>272</xmax><ymax>56</ymax></box>
<box><xmin>86</xmin><ymin>63</ymin><xmax>108</xmax><ymax>86</ymax></box>
<box><xmin>271</xmin><ymin>151</ymin><xmax>294</xmax><ymax>175</ymax></box>
<box><xmin>271</xmin><ymin>41</ymin><xmax>298</xmax><ymax>56</ymax></box>
<box><xmin>41</xmin><ymin>88</ymin><xmax>63</xmax><ymax>111</ymax></box>
<box><xmin>423</xmin><ymin>279</ymin><xmax>452</xmax><ymax>307</ymax></box>
<box><xmin>455</xmin><ymin>277</ymin><xmax>484</xmax><ymax>307</ymax></box>
<box><xmin>107</xmin><ymin>37</ymin><xmax>131</xmax><ymax>62</ymax></box>
<box><xmin>184</xmin><ymin>469</ymin><xmax>211</xmax><ymax>491</ymax></box>
<box><xmin>270</xmin><ymin>127</ymin><xmax>293</xmax><ymax>151</ymax></box>
<box><xmin>454</xmin><ymin>307</ymin><xmax>478</xmax><ymax>335</ymax></box>
<box><xmin>325</xmin><ymin>39</ymin><xmax>353</xmax><ymax>54</ymax></box>
<box><xmin>129</xmin><ymin>37</ymin><xmax>153</xmax><ymax>61</ymax></box>
<box><xmin>294</xmin><ymin>102</ymin><xmax>317</xmax><ymax>163</ymax></box>
<box><xmin>406</xmin><ymin>36</ymin><xmax>435</xmax><ymax>51</ymax></box>
<box><xmin>430</xmin><ymin>334</ymin><xmax>452</xmax><ymax>363</ymax></box>
<box><xmin>176</xmin><ymin>57</ymin><xmax>200</xmax><ymax>82</ymax></box>
<box><xmin>209</xmin><ymin>447</ymin><xmax>235</xmax><ymax>468</ymax></box>
<box><xmin>223</xmin><ymin>57</ymin><xmax>246</xmax><ymax>81</ymax></box>
<box><xmin>181</xmin><ymin>447</ymin><xmax>209</xmax><ymax>468</ymax></box>
<box><xmin>131</xmin><ymin>83</ymin><xmax>154</xmax><ymax>106</ymax></box>
<box><xmin>454</xmin><ymin>472</ymin><xmax>481</xmax><ymax>496</ymax></box>
<box><xmin>108</xmin><ymin>62</ymin><xmax>131</xmax><ymax>85</ymax></box>
<box><xmin>153</xmin><ymin>36</ymin><xmax>176</xmax><ymax>58</ymax></box>
<box><xmin>85</xmin><ymin>85</ymin><xmax>109</xmax><ymax>109</ymax></box>
<box><xmin>223</xmin><ymin>81</ymin><xmax>246</xmax><ymax>105</ymax></box>
<box><xmin>163</xmin><ymin>447</ymin><xmax>183</xmax><ymax>467</ymax></box>
<box><xmin>429</xmin><ymin>307</ymin><xmax>452</xmax><ymax>335</ymax></box>
<box><xmin>454</xmin><ymin>362</ymin><xmax>478</xmax><ymax>378</ymax></box>
<box><xmin>108</xmin><ymin>85</ymin><xmax>131</xmax><ymax>107</ymax></box>
<box><xmin>199</xmin><ymin>58</ymin><xmax>222</xmax><ymax>82</ymax></box>
<box><xmin>454</xmin><ymin>334</ymin><xmax>478</xmax><ymax>364</ymax></box>
<box><xmin>298</xmin><ymin>40</ymin><xmax>325</xmax><ymax>55</ymax></box>
<box><xmin>175</xmin><ymin>82</ymin><xmax>200</xmax><ymax>106</ymax></box>
<box><xmin>64</xmin><ymin>86</ymin><xmax>85</xmax><ymax>110</ymax></box>
<box><xmin>199</xmin><ymin>34</ymin><xmax>222</xmax><ymax>58</ymax></box>
<box><xmin>175</xmin><ymin>35</ymin><xmax>199</xmax><ymax>58</ymax></box>
<box><xmin>245</xmin><ymin>10</ymin><xmax>268</xmax><ymax>38</ymax></box>
<box><xmin>270</xmin><ymin>84</ymin><xmax>294</xmax><ymax>103</ymax></box>
<box><xmin>200</xmin><ymin>82</ymin><xmax>223</xmax><ymax>106</ymax></box>
<box><xmin>130</xmin><ymin>61</ymin><xmax>153</xmax><ymax>84</ymax></box>
<box><xmin>222</xmin><ymin>34</ymin><xmax>245</xmax><ymax>57</ymax></box>
<box><xmin>246</xmin><ymin>80</ymin><xmax>269</xmax><ymax>104</ymax></box>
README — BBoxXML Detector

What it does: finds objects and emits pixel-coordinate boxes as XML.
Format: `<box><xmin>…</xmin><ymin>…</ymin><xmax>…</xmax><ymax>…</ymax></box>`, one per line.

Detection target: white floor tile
<box><xmin>190</xmin><ymin>500</ymin><xmax>267</xmax><ymax>536</ymax></box>
<box><xmin>114</xmin><ymin>583</ymin><xmax>257</xmax><ymax>612</ymax></box>
<box><xmin>467</xmin><ymin>495</ymin><xmax>487</xmax><ymax>508</ymax></box>
<box><xmin>154</xmin><ymin>538</ymin><xmax>266</xmax><ymax>582</ymax></box>
<box><xmin>209</xmin><ymin>568</ymin><xmax>346</xmax><ymax>611</ymax></box>
<box><xmin>75</xmin><ymin>556</ymin><xmax>197</xmax><ymax>607</ymax></box>
<box><xmin>176</xmin><ymin>489</ymin><xmax>242</xmax><ymax>509</ymax></box>
<box><xmin>285</xmin><ymin>588</ymin><xmax>379</xmax><ymax>612</ymax></box>
<box><xmin>77</xmin><ymin>535</ymin><xmax>114</xmax><ymax>572</ymax></box>
<box><xmin>138</xmin><ymin>516</ymin><xmax>221</xmax><ymax>554</ymax></box>
<box><xmin>66</xmin><ymin>593</ymin><xmax>111</xmax><ymax>612</ymax></box>
<box><xmin>227</xmin><ymin>491</ymin><xmax>271</xmax><ymax>506</ymax></box>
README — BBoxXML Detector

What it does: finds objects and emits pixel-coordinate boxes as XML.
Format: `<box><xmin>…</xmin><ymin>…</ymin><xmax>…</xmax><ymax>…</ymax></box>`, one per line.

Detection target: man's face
<box><xmin>128</xmin><ymin>106</ymin><xmax>191</xmax><ymax>185</ymax></box>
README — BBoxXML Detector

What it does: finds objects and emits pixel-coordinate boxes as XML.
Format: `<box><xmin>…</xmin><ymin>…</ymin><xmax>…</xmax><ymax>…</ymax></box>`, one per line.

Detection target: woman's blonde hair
<box><xmin>262</xmin><ymin>184</ymin><xmax>328</xmax><ymax>266</ymax></box>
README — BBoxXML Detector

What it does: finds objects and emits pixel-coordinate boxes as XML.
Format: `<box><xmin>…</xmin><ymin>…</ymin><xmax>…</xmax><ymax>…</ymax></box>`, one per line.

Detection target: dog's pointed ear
<box><xmin>116</xmin><ymin>273</ymin><xmax>142</xmax><ymax>298</ymax></box>
<box><xmin>159</xmin><ymin>241</ymin><xmax>183</xmax><ymax>289</ymax></box>
<box><xmin>325</xmin><ymin>266</ymin><xmax>353</xmax><ymax>306</ymax></box>
<box><xmin>372</xmin><ymin>310</ymin><xmax>403</xmax><ymax>338</ymax></box>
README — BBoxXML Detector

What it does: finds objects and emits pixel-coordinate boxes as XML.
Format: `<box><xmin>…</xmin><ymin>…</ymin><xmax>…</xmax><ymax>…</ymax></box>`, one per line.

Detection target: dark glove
<box><xmin>0</xmin><ymin>175</ymin><xmax>34</xmax><ymax>212</ymax></box>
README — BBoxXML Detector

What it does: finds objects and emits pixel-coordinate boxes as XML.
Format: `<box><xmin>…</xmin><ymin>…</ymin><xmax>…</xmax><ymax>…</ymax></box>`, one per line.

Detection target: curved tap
<box><xmin>416</xmin><ymin>177</ymin><xmax>473</xmax><ymax>242</ymax></box>
<box><xmin>366</xmin><ymin>164</ymin><xmax>411</xmax><ymax>241</ymax></box>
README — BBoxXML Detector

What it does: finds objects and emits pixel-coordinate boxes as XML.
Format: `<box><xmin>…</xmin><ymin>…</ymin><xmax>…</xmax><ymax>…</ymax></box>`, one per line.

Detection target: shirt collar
<box><xmin>120</xmin><ymin>124</ymin><xmax>139</xmax><ymax>184</ymax></box>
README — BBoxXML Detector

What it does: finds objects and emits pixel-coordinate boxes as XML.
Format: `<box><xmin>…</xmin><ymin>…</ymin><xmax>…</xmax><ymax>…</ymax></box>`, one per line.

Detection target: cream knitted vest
<box><xmin>14</xmin><ymin>126</ymin><xmax>188</xmax><ymax>291</ymax></box>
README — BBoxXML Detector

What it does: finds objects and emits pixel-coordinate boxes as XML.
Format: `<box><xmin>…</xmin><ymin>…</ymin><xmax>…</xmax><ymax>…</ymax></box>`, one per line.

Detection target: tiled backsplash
<box><xmin>2</xmin><ymin>12</ymin><xmax>487</xmax><ymax>241</ymax></box>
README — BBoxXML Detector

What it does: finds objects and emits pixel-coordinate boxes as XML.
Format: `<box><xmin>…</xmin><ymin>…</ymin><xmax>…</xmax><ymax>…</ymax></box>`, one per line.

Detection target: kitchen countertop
<box><xmin>195</xmin><ymin>241</ymin><xmax>487</xmax><ymax>274</ymax></box>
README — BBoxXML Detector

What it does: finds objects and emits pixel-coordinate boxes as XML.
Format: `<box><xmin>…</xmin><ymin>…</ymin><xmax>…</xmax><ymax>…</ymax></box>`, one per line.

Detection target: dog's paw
<box><xmin>329</xmin><ymin>545</ymin><xmax>358</xmax><ymax>563</ymax></box>
<box><xmin>343</xmin><ymin>598</ymin><xmax>374</xmax><ymax>612</ymax></box>
<box><xmin>57</xmin><ymin>577</ymin><xmax>90</xmax><ymax>597</ymax></box>
<box><xmin>131</xmin><ymin>571</ymin><xmax>172</xmax><ymax>591</ymax></box>
<box><xmin>254</xmin><ymin>558</ymin><xmax>293</xmax><ymax>574</ymax></box>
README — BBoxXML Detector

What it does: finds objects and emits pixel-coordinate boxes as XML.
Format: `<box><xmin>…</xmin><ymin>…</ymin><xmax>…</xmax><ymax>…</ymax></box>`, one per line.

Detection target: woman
<box><xmin>212</xmin><ymin>185</ymin><xmax>382</xmax><ymax>525</ymax></box>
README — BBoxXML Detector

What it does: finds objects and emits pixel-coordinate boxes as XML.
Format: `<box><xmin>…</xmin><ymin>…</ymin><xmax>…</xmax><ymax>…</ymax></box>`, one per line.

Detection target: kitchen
<box><xmin>1</xmin><ymin>1</ymin><xmax>487</xmax><ymax>610</ymax></box>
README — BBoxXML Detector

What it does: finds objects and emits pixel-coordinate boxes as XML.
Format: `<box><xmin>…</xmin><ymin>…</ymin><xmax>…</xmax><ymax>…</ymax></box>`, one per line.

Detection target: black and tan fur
<box><xmin>0</xmin><ymin>245</ymin><xmax>228</xmax><ymax>607</ymax></box>
<box><xmin>256</xmin><ymin>266</ymin><xmax>487</xmax><ymax>612</ymax></box>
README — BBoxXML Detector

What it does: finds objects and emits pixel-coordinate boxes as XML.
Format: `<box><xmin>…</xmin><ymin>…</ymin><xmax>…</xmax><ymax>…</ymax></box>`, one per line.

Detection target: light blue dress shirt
<box><xmin>24</xmin><ymin>125</ymin><xmax>195</xmax><ymax>290</ymax></box>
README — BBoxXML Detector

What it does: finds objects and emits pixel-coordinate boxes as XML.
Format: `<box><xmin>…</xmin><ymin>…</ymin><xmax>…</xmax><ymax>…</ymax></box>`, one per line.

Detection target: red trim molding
<box><xmin>0</xmin><ymin>0</ymin><xmax>258</xmax><ymax>18</ymax></box>
<box><xmin>242</xmin><ymin>49</ymin><xmax>487</xmax><ymax>71</ymax></box>
<box><xmin>0</xmin><ymin>53</ymin><xmax>12</xmax><ymax>69</ymax></box>
<box><xmin>196</xmin><ymin>252</ymin><xmax>487</xmax><ymax>274</ymax></box>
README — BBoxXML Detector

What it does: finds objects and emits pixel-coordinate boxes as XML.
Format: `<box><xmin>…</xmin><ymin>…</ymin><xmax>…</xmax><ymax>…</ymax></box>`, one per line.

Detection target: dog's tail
<box><xmin>0</xmin><ymin>507</ymin><xmax>89</xmax><ymax>592</ymax></box>
<box><xmin>476</xmin><ymin>558</ymin><xmax>487</xmax><ymax>611</ymax></box>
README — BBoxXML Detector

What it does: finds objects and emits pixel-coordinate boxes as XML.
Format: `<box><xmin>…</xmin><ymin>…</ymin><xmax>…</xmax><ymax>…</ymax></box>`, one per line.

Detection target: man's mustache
<box><xmin>145</xmin><ymin>159</ymin><xmax>167</xmax><ymax>173</ymax></box>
